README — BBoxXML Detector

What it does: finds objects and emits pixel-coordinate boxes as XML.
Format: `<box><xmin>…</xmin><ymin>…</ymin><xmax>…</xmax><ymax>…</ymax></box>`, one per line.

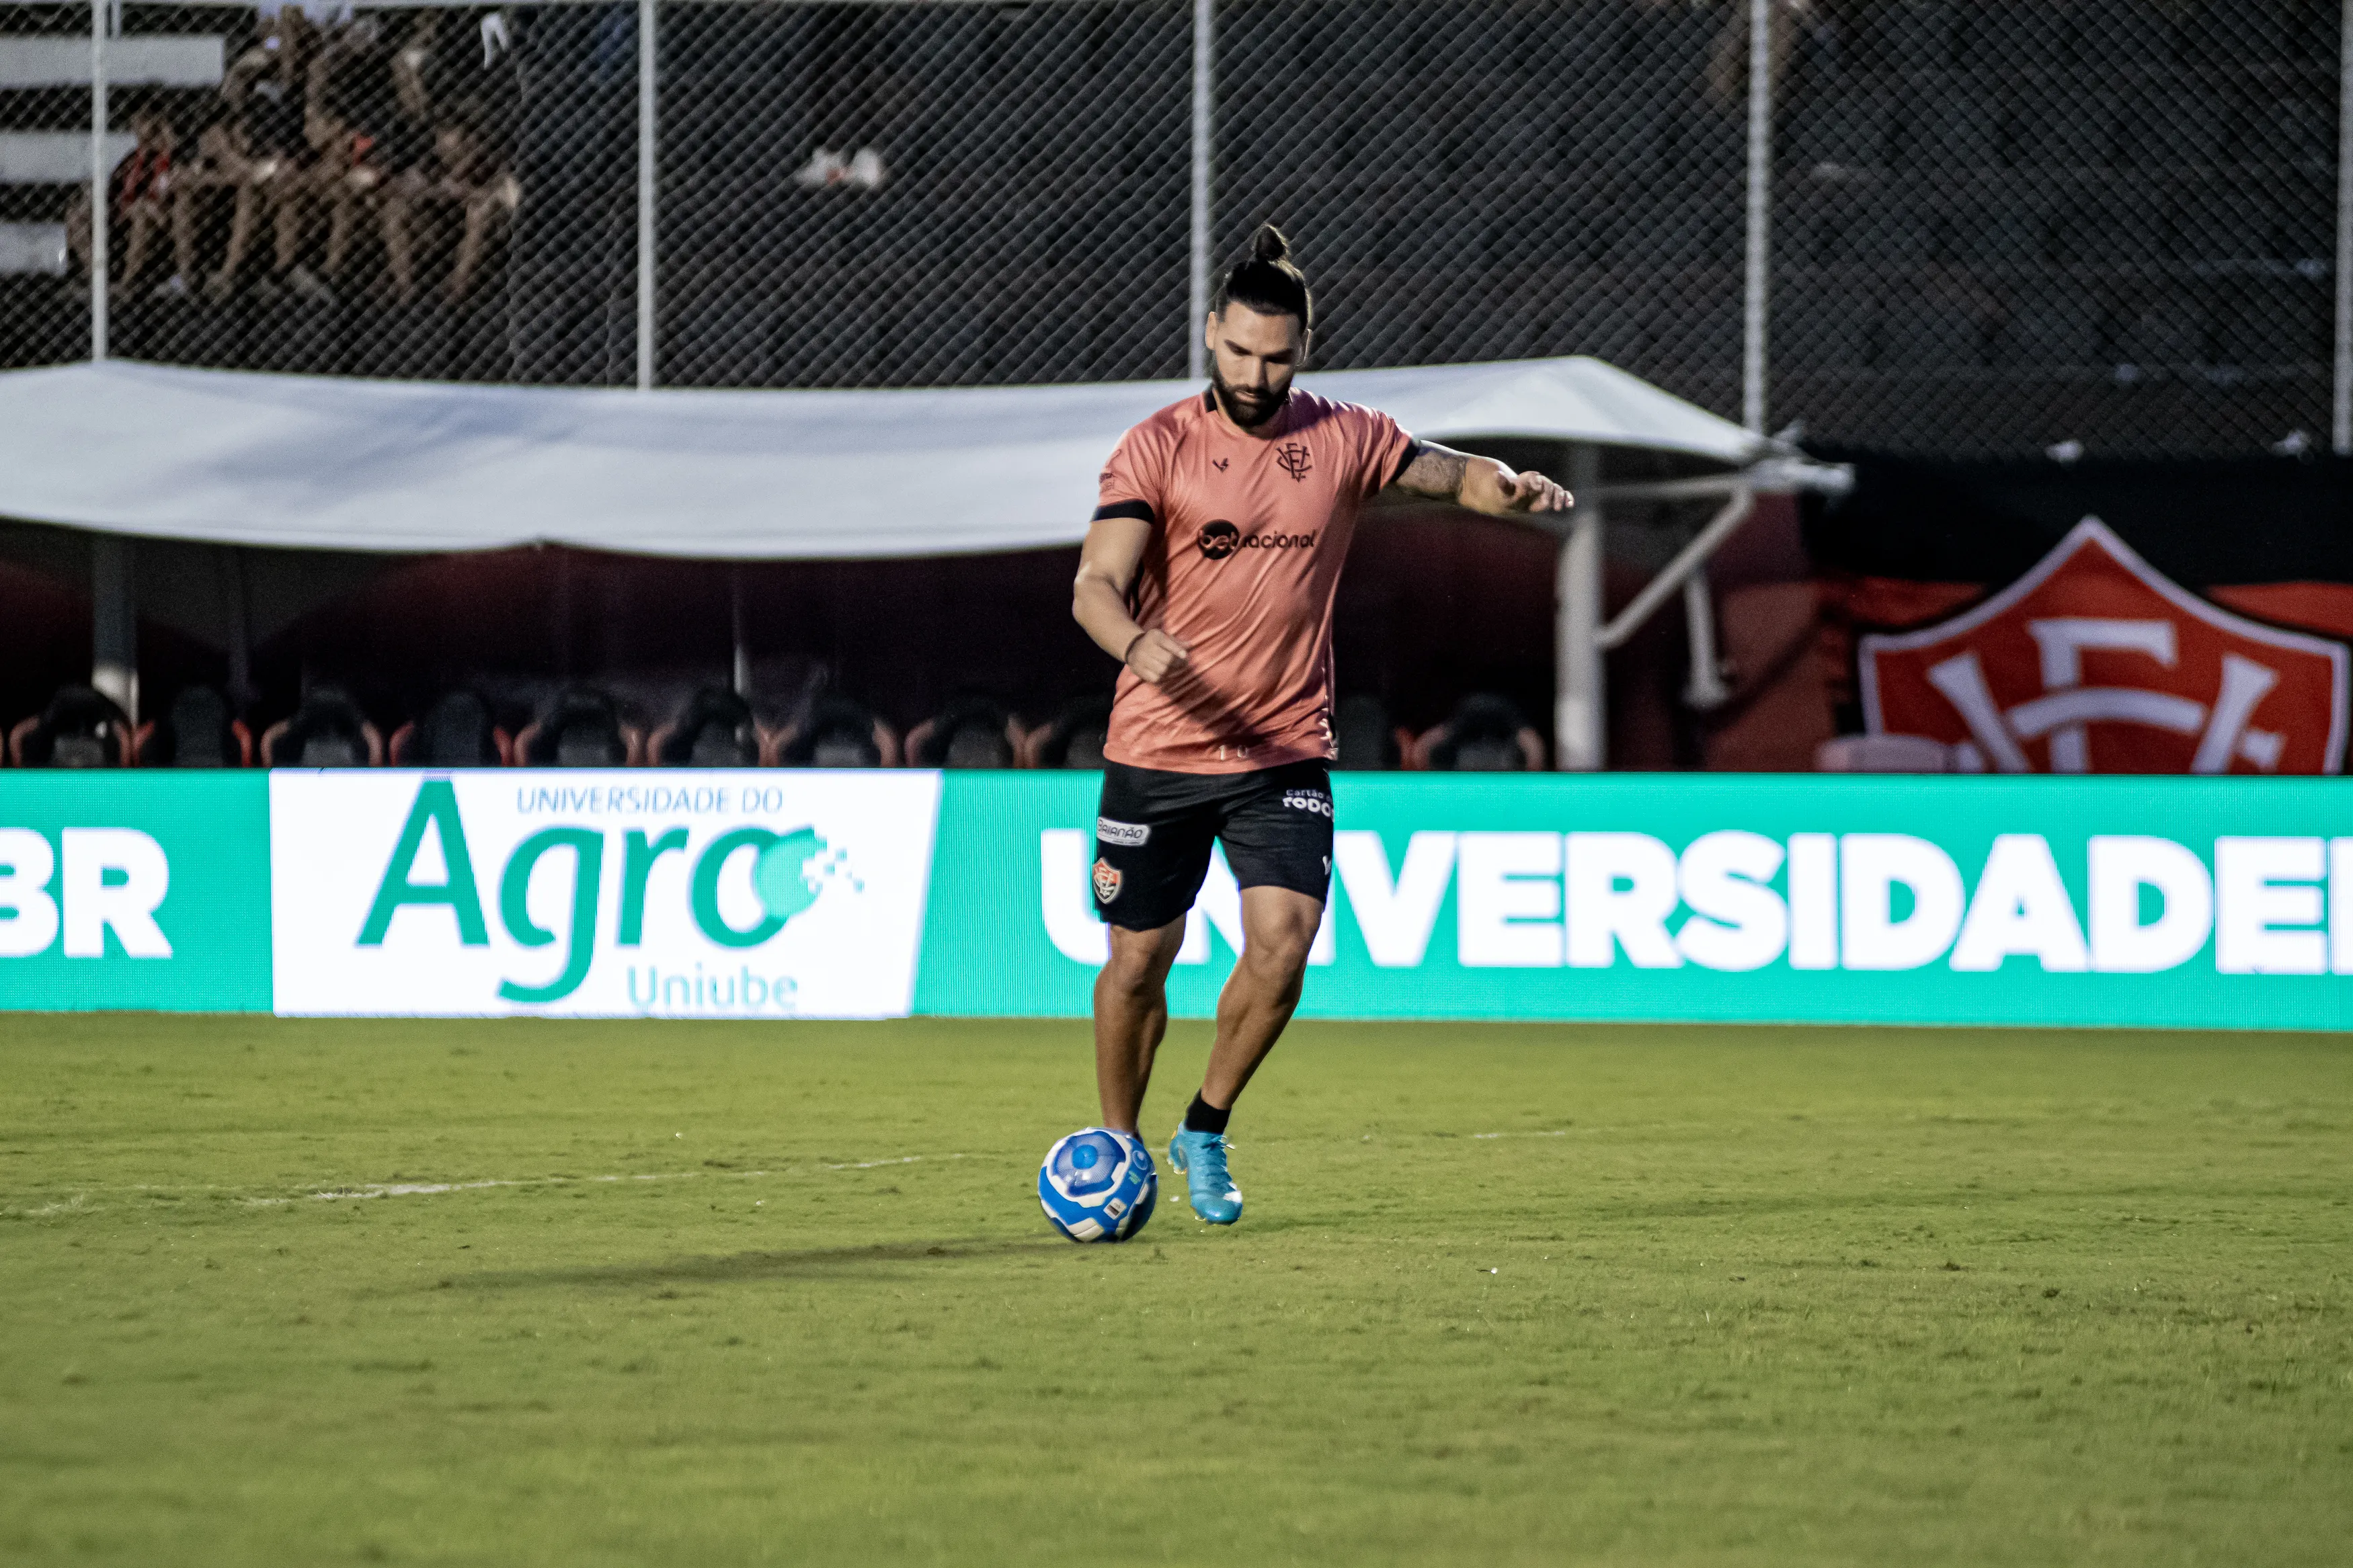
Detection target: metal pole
<box><xmin>1741</xmin><ymin>0</ymin><xmax>1771</xmax><ymax>433</ymax></box>
<box><xmin>2335</xmin><ymin>0</ymin><xmax>2352</xmax><ymax>453</ymax></box>
<box><xmin>89</xmin><ymin>0</ymin><xmax>107</xmax><ymax>362</ymax></box>
<box><xmin>730</xmin><ymin>567</ymin><xmax>750</xmax><ymax>696</ymax></box>
<box><xmin>223</xmin><ymin>546</ymin><xmax>253</xmax><ymax>708</ymax></box>
<box><xmin>636</xmin><ymin>0</ymin><xmax>657</xmax><ymax>390</ymax></box>
<box><xmin>91</xmin><ymin>534</ymin><xmax>136</xmax><ymax>723</ymax></box>
<box><xmin>1187</xmin><ymin>0</ymin><xmax>1213</xmax><ymax>381</ymax></box>
<box><xmin>1681</xmin><ymin>572</ymin><xmax>1730</xmax><ymax>710</ymax></box>
<box><xmin>1556</xmin><ymin>446</ymin><xmax>1605</xmax><ymax>771</ymax></box>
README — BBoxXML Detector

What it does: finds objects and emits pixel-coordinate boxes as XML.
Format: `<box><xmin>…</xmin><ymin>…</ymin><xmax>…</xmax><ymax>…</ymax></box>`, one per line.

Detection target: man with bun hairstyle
<box><xmin>1072</xmin><ymin>224</ymin><xmax>1574</xmax><ymax>1225</ymax></box>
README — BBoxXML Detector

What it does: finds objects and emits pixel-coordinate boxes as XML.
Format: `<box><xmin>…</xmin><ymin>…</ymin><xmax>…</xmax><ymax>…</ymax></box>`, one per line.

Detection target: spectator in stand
<box><xmin>290</xmin><ymin>14</ymin><xmax>419</xmax><ymax>304</ymax></box>
<box><xmin>381</xmin><ymin>102</ymin><xmax>518</xmax><ymax>305</ymax></box>
<box><xmin>163</xmin><ymin>101</ymin><xmax>255</xmax><ymax>300</ymax></box>
<box><xmin>210</xmin><ymin>11</ymin><xmax>320</xmax><ymax>301</ymax></box>
<box><xmin>64</xmin><ymin>106</ymin><xmax>176</xmax><ymax>298</ymax></box>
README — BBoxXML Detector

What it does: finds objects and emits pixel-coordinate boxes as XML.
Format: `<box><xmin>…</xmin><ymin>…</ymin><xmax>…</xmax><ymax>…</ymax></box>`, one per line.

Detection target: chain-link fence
<box><xmin>1</xmin><ymin>0</ymin><xmax>2343</xmax><ymax>455</ymax></box>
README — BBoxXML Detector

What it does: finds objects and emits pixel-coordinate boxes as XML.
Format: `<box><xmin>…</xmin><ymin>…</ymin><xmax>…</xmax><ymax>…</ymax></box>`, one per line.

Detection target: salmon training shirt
<box><xmin>1094</xmin><ymin>387</ymin><xmax>1417</xmax><ymax>774</ymax></box>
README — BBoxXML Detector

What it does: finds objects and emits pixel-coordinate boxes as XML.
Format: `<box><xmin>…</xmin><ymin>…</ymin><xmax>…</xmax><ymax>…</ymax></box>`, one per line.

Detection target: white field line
<box><xmin>284</xmin><ymin>1153</ymin><xmax>965</xmax><ymax>1205</ymax></box>
<box><xmin>5</xmin><ymin>1155</ymin><xmax>967</xmax><ymax>1214</ymax></box>
<box><xmin>1469</xmin><ymin>1130</ymin><xmax>1571</xmax><ymax>1141</ymax></box>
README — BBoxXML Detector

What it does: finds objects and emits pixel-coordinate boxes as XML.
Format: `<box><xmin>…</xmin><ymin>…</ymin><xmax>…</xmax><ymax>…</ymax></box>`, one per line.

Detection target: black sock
<box><xmin>1183</xmin><ymin>1092</ymin><xmax>1230</xmax><ymax>1136</ymax></box>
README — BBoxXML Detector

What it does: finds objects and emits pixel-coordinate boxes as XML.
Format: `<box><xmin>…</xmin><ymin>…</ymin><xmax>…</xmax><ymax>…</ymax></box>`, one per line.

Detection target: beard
<box><xmin>1210</xmin><ymin>367</ymin><xmax>1291</xmax><ymax>429</ymax></box>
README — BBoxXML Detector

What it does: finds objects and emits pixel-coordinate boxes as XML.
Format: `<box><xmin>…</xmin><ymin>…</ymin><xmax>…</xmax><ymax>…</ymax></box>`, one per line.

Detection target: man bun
<box><xmin>1213</xmin><ymin>222</ymin><xmax>1312</xmax><ymax>331</ymax></box>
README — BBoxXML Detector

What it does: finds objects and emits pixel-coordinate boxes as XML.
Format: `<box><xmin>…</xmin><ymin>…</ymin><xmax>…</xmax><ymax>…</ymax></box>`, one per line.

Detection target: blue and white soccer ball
<box><xmin>1038</xmin><ymin>1128</ymin><xmax>1157</xmax><ymax>1243</ymax></box>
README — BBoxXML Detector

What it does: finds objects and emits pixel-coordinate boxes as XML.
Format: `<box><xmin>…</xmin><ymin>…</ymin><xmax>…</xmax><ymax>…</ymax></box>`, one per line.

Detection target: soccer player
<box><xmin>1071</xmin><ymin>225</ymin><xmax>1573</xmax><ymax>1225</ymax></box>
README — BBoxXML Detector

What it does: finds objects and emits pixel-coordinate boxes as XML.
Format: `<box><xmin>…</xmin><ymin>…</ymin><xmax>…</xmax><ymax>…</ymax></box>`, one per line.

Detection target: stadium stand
<box><xmin>1332</xmin><ymin>694</ymin><xmax>1404</xmax><ymax>772</ymax></box>
<box><xmin>387</xmin><ymin>689</ymin><xmax>508</xmax><ymax>767</ymax></box>
<box><xmin>260</xmin><ymin>684</ymin><xmax>381</xmax><ymax>767</ymax></box>
<box><xmin>9</xmin><ymin>684</ymin><xmax>132</xmax><ymax>768</ymax></box>
<box><xmin>1410</xmin><ymin>694</ymin><xmax>1546</xmax><ymax>774</ymax></box>
<box><xmin>136</xmin><ymin>684</ymin><xmax>251</xmax><ymax>768</ymax></box>
<box><xmin>1019</xmin><ymin>694</ymin><xmax>1112</xmax><ymax>772</ymax></box>
<box><xmin>514</xmin><ymin>687</ymin><xmax>640</xmax><ymax>768</ymax></box>
<box><xmin>5</xmin><ymin>1</ymin><xmax>2326</xmax><ymax>455</ymax></box>
<box><xmin>905</xmin><ymin>696</ymin><xmax>1019</xmax><ymax>770</ymax></box>
<box><xmin>647</xmin><ymin>686</ymin><xmax>758</xmax><ymax>768</ymax></box>
<box><xmin>772</xmin><ymin>694</ymin><xmax>897</xmax><ymax>770</ymax></box>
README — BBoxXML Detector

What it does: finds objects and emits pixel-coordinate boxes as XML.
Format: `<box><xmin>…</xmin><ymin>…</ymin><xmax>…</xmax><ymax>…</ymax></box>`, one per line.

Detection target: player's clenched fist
<box><xmin>1123</xmin><ymin>629</ymin><xmax>1192</xmax><ymax>684</ymax></box>
<box><xmin>1496</xmin><ymin>468</ymin><xmax>1574</xmax><ymax>514</ymax></box>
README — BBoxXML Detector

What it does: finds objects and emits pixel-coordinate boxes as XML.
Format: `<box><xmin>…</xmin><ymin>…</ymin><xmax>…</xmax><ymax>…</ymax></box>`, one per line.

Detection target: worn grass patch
<box><xmin>0</xmin><ymin>1014</ymin><xmax>2347</xmax><ymax>1565</ymax></box>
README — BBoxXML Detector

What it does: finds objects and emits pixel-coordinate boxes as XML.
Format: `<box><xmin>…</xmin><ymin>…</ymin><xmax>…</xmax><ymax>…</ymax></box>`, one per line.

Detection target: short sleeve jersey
<box><xmin>1094</xmin><ymin>388</ymin><xmax>1414</xmax><ymax>774</ymax></box>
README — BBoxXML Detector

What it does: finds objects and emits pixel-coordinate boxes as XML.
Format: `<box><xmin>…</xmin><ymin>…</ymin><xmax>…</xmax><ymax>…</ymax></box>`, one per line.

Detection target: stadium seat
<box><xmin>1019</xmin><ymin>694</ymin><xmax>1113</xmax><ymax>770</ymax></box>
<box><xmin>514</xmin><ymin>688</ymin><xmax>641</xmax><ymax>768</ymax></box>
<box><xmin>260</xmin><ymin>686</ymin><xmax>384</xmax><ymax>768</ymax></box>
<box><xmin>905</xmin><ymin>696</ymin><xmax>1019</xmax><ymax>770</ymax></box>
<box><xmin>1859</xmin><ymin>0</ymin><xmax>1960</xmax><ymax>73</ymax></box>
<box><xmin>1333</xmin><ymin>694</ymin><xmax>1404</xmax><ymax>771</ymax></box>
<box><xmin>389</xmin><ymin>690</ymin><xmax>510</xmax><ymax>768</ymax></box>
<box><xmin>2005</xmin><ymin>85</ymin><xmax>2118</xmax><ymax>171</ymax></box>
<box><xmin>2105</xmin><ymin>292</ymin><xmax>2206</xmax><ymax>371</ymax></box>
<box><xmin>1876</xmin><ymin>296</ymin><xmax>1991</xmax><ymax>372</ymax></box>
<box><xmin>1786</xmin><ymin>97</ymin><xmax>1893</xmax><ymax>175</ymax></box>
<box><xmin>770</xmin><ymin>695</ymin><xmax>898</xmax><ymax>769</ymax></box>
<box><xmin>134</xmin><ymin>685</ymin><xmax>251</xmax><ymax>767</ymax></box>
<box><xmin>647</xmin><ymin>686</ymin><xmax>760</xmax><ymax>768</ymax></box>
<box><xmin>1996</xmin><ymin>282</ymin><xmax>2100</xmax><ymax>369</ymax></box>
<box><xmin>9</xmin><ymin>684</ymin><xmax>132</xmax><ymax>768</ymax></box>
<box><xmin>1895</xmin><ymin>92</ymin><xmax>1997</xmax><ymax>173</ymax></box>
<box><xmin>1410</xmin><ymin>695</ymin><xmax>1546</xmax><ymax>773</ymax></box>
<box><xmin>2211</xmin><ymin>277</ymin><xmax>2325</xmax><ymax>370</ymax></box>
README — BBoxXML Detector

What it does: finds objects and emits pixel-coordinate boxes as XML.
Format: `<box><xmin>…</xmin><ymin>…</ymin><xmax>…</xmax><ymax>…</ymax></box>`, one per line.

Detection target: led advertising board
<box><xmin>2</xmin><ymin>772</ymin><xmax>2348</xmax><ymax>1029</ymax></box>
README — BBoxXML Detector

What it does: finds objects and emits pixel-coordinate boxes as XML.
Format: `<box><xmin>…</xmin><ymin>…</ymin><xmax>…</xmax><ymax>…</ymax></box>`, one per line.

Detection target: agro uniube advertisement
<box><xmin>2</xmin><ymin>770</ymin><xmax>2350</xmax><ymax>1029</ymax></box>
<box><xmin>270</xmin><ymin>772</ymin><xmax>942</xmax><ymax>1018</ymax></box>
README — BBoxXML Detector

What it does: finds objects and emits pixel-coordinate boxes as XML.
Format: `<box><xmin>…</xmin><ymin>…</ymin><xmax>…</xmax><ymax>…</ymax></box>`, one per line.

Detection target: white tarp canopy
<box><xmin>0</xmin><ymin>356</ymin><xmax>1761</xmax><ymax>559</ymax></box>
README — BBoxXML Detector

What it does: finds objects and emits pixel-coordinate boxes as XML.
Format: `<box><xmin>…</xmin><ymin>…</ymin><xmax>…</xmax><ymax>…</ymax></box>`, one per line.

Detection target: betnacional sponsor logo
<box><xmin>1197</xmin><ymin>519</ymin><xmax>1319</xmax><ymax>560</ymax></box>
<box><xmin>1862</xmin><ymin>518</ymin><xmax>2350</xmax><ymax>774</ymax></box>
<box><xmin>270</xmin><ymin>772</ymin><xmax>941</xmax><ymax>1018</ymax></box>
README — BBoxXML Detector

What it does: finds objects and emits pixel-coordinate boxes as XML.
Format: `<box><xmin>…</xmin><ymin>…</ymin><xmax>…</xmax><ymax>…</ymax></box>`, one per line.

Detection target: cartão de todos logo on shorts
<box><xmin>1861</xmin><ymin>518</ymin><xmax>2348</xmax><ymax>773</ymax></box>
<box><xmin>270</xmin><ymin>772</ymin><xmax>942</xmax><ymax>1018</ymax></box>
<box><xmin>1281</xmin><ymin>788</ymin><xmax>1332</xmax><ymax>819</ymax></box>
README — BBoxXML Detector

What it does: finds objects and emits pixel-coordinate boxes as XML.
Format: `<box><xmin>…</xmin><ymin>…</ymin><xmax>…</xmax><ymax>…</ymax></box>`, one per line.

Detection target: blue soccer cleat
<box><xmin>1166</xmin><ymin>1127</ymin><xmax>1243</xmax><ymax>1225</ymax></box>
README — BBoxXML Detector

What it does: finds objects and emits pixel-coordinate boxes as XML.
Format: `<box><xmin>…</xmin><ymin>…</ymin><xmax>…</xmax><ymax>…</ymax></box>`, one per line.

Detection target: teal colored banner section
<box><xmin>0</xmin><ymin>774</ymin><xmax>272</xmax><ymax>1012</ymax></box>
<box><xmin>914</xmin><ymin>773</ymin><xmax>2353</xmax><ymax>1030</ymax></box>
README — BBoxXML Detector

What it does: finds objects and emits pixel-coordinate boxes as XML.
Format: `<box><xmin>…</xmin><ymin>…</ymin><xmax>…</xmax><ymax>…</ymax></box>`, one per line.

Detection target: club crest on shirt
<box><xmin>1092</xmin><ymin>858</ymin><xmax>1123</xmax><ymax>905</ymax></box>
<box><xmin>1276</xmin><ymin>442</ymin><xmax>1314</xmax><ymax>482</ymax></box>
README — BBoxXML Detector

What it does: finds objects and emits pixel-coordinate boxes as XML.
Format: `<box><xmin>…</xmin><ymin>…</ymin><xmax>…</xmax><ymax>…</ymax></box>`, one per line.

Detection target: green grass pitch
<box><xmin>2</xmin><ymin>1015</ymin><xmax>2348</xmax><ymax>1566</ymax></box>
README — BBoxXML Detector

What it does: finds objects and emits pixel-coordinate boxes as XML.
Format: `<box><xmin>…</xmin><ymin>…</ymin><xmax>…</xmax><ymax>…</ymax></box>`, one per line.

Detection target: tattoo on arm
<box><xmin>1393</xmin><ymin>444</ymin><xmax>1469</xmax><ymax>501</ymax></box>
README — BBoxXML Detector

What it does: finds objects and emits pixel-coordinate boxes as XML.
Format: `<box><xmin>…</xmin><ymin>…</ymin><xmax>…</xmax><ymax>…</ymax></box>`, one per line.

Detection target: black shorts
<box><xmin>1091</xmin><ymin>759</ymin><xmax>1334</xmax><ymax>932</ymax></box>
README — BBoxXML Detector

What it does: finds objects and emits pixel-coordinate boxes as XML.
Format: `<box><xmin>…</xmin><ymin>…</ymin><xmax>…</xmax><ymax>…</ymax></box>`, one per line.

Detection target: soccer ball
<box><xmin>1037</xmin><ymin>1128</ymin><xmax>1157</xmax><ymax>1243</ymax></box>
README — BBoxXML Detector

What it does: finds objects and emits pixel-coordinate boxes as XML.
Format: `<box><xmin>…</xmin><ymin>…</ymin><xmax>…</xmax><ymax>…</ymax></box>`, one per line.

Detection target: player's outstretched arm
<box><xmin>1073</xmin><ymin>515</ymin><xmax>1191</xmax><ymax>685</ymax></box>
<box><xmin>1390</xmin><ymin>442</ymin><xmax>1574</xmax><ymax>518</ymax></box>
